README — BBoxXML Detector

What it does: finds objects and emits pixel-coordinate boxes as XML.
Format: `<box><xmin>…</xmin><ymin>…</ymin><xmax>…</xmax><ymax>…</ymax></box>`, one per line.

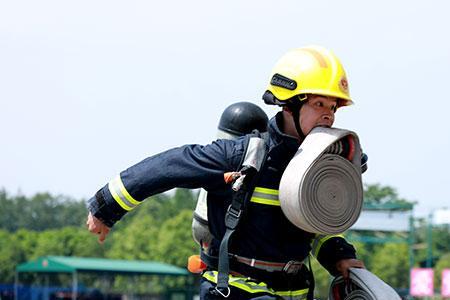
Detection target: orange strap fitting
<box><xmin>224</xmin><ymin>172</ymin><xmax>240</xmax><ymax>184</ymax></box>
<box><xmin>187</xmin><ymin>255</ymin><xmax>207</xmax><ymax>274</ymax></box>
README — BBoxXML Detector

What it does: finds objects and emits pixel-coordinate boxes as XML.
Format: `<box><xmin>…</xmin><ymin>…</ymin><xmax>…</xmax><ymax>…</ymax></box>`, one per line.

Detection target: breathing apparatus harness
<box><xmin>210</xmin><ymin>130</ymin><xmax>270</xmax><ymax>298</ymax></box>
<box><xmin>200</xmin><ymin>130</ymin><xmax>316</xmax><ymax>299</ymax></box>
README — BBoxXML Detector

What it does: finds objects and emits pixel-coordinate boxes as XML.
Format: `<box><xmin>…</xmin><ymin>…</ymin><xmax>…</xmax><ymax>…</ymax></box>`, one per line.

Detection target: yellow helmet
<box><xmin>263</xmin><ymin>45</ymin><xmax>353</xmax><ymax>107</ymax></box>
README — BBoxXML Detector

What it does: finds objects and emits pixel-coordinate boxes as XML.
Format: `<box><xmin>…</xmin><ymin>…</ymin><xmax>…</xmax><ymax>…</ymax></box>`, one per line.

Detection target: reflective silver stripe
<box><xmin>250</xmin><ymin>187</ymin><xmax>280</xmax><ymax>206</ymax></box>
<box><xmin>252</xmin><ymin>191</ymin><xmax>278</xmax><ymax>200</ymax></box>
<box><xmin>108</xmin><ymin>175</ymin><xmax>141</xmax><ymax>211</ymax></box>
<box><xmin>232</xmin><ymin>254</ymin><xmax>288</xmax><ymax>272</ymax></box>
<box><xmin>202</xmin><ymin>271</ymin><xmax>308</xmax><ymax>299</ymax></box>
<box><xmin>231</xmin><ymin>253</ymin><xmax>306</xmax><ymax>274</ymax></box>
<box><xmin>241</xmin><ymin>137</ymin><xmax>267</xmax><ymax>171</ymax></box>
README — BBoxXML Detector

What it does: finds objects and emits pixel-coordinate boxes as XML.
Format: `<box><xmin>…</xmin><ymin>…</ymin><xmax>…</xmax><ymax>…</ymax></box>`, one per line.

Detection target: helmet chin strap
<box><xmin>288</xmin><ymin>101</ymin><xmax>306</xmax><ymax>142</ymax></box>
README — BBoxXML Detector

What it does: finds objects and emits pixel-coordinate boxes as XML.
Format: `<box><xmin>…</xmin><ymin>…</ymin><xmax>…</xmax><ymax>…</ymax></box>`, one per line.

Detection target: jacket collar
<box><xmin>268</xmin><ymin>112</ymin><xmax>301</xmax><ymax>155</ymax></box>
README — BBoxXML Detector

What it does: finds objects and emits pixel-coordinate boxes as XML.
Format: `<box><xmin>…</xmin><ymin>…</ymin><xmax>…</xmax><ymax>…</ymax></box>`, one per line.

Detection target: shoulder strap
<box><xmin>214</xmin><ymin>130</ymin><xmax>269</xmax><ymax>297</ymax></box>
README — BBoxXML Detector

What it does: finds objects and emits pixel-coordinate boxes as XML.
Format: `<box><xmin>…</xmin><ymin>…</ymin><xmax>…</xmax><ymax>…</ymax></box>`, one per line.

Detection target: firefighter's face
<box><xmin>299</xmin><ymin>95</ymin><xmax>337</xmax><ymax>135</ymax></box>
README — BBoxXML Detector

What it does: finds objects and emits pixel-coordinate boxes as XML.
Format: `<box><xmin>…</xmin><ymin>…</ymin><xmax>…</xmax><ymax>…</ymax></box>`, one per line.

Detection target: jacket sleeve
<box><xmin>87</xmin><ymin>139</ymin><xmax>244</xmax><ymax>227</ymax></box>
<box><xmin>310</xmin><ymin>234</ymin><xmax>357</xmax><ymax>276</ymax></box>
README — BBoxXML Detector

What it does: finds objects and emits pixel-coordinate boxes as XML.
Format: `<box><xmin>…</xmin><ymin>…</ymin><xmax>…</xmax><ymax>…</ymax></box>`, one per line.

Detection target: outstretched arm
<box><xmin>85</xmin><ymin>139</ymin><xmax>243</xmax><ymax>242</ymax></box>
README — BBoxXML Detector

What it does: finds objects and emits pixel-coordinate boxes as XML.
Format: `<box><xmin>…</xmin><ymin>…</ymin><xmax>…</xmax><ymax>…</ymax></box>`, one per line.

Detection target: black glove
<box><xmin>361</xmin><ymin>152</ymin><xmax>368</xmax><ymax>174</ymax></box>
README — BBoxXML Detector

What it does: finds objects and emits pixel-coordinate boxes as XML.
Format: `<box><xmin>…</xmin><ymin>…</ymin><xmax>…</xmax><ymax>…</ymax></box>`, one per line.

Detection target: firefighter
<box><xmin>87</xmin><ymin>45</ymin><xmax>365</xmax><ymax>299</ymax></box>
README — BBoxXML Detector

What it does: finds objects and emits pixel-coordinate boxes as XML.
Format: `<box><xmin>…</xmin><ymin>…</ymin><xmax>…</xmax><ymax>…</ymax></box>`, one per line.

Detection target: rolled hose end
<box><xmin>279</xmin><ymin>127</ymin><xmax>363</xmax><ymax>234</ymax></box>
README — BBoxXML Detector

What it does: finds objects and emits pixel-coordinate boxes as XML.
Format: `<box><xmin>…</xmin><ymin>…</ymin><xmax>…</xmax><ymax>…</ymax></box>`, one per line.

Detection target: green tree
<box><xmin>105</xmin><ymin>189</ymin><xmax>197</xmax><ymax>261</ymax></box>
<box><xmin>434</xmin><ymin>252</ymin><xmax>450</xmax><ymax>290</ymax></box>
<box><xmin>363</xmin><ymin>183</ymin><xmax>414</xmax><ymax>208</ymax></box>
<box><xmin>408</xmin><ymin>221</ymin><xmax>450</xmax><ymax>268</ymax></box>
<box><xmin>0</xmin><ymin>230</ymin><xmax>17</xmax><ymax>282</ymax></box>
<box><xmin>370</xmin><ymin>243</ymin><xmax>409</xmax><ymax>289</ymax></box>
<box><xmin>0</xmin><ymin>189</ymin><xmax>87</xmax><ymax>232</ymax></box>
<box><xmin>11</xmin><ymin>229</ymin><xmax>39</xmax><ymax>263</ymax></box>
<box><xmin>351</xmin><ymin>241</ymin><xmax>373</xmax><ymax>270</ymax></box>
<box><xmin>0</xmin><ymin>229</ymin><xmax>41</xmax><ymax>283</ymax></box>
<box><xmin>31</xmin><ymin>227</ymin><xmax>105</xmax><ymax>259</ymax></box>
<box><xmin>0</xmin><ymin>188</ymin><xmax>198</xmax><ymax>284</ymax></box>
<box><xmin>106</xmin><ymin>212</ymin><xmax>160</xmax><ymax>261</ymax></box>
<box><xmin>310</xmin><ymin>256</ymin><xmax>332</xmax><ymax>299</ymax></box>
<box><xmin>154</xmin><ymin>209</ymin><xmax>197</xmax><ymax>267</ymax></box>
<box><xmin>432</xmin><ymin>226</ymin><xmax>450</xmax><ymax>261</ymax></box>
<box><xmin>0</xmin><ymin>189</ymin><xmax>20</xmax><ymax>231</ymax></box>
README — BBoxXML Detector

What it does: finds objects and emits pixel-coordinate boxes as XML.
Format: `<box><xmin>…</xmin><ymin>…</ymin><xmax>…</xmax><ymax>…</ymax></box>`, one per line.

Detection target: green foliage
<box><xmin>363</xmin><ymin>183</ymin><xmax>415</xmax><ymax>208</ymax></box>
<box><xmin>432</xmin><ymin>226</ymin><xmax>450</xmax><ymax>254</ymax></box>
<box><xmin>1</xmin><ymin>183</ymin><xmax>447</xmax><ymax>297</ymax></box>
<box><xmin>310</xmin><ymin>256</ymin><xmax>332</xmax><ymax>299</ymax></box>
<box><xmin>0</xmin><ymin>188</ymin><xmax>197</xmax><ymax>287</ymax></box>
<box><xmin>351</xmin><ymin>241</ymin><xmax>373</xmax><ymax>270</ymax></box>
<box><xmin>0</xmin><ymin>229</ymin><xmax>19</xmax><ymax>282</ymax></box>
<box><xmin>344</xmin><ymin>184</ymin><xmax>416</xmax><ymax>291</ymax></box>
<box><xmin>31</xmin><ymin>227</ymin><xmax>105</xmax><ymax>259</ymax></box>
<box><xmin>370</xmin><ymin>243</ymin><xmax>409</xmax><ymax>288</ymax></box>
<box><xmin>0</xmin><ymin>189</ymin><xmax>87</xmax><ymax>231</ymax></box>
<box><xmin>106</xmin><ymin>188</ymin><xmax>197</xmax><ymax>262</ymax></box>
<box><xmin>10</xmin><ymin>229</ymin><xmax>39</xmax><ymax>273</ymax></box>
<box><xmin>103</xmin><ymin>190</ymin><xmax>197</xmax><ymax>292</ymax></box>
<box><xmin>434</xmin><ymin>252</ymin><xmax>450</xmax><ymax>288</ymax></box>
<box><xmin>153</xmin><ymin>210</ymin><xmax>197</xmax><ymax>267</ymax></box>
<box><xmin>106</xmin><ymin>210</ymin><xmax>160</xmax><ymax>261</ymax></box>
<box><xmin>413</xmin><ymin>223</ymin><xmax>450</xmax><ymax>268</ymax></box>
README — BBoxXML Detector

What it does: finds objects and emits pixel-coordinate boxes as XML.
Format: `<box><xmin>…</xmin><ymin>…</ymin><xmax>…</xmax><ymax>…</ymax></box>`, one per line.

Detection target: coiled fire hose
<box><xmin>279</xmin><ymin>127</ymin><xmax>364</xmax><ymax>235</ymax></box>
<box><xmin>329</xmin><ymin>268</ymin><xmax>401</xmax><ymax>300</ymax></box>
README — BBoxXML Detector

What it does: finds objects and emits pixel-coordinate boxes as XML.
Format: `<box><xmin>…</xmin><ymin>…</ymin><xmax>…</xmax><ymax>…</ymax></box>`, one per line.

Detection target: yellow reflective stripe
<box><xmin>115</xmin><ymin>176</ymin><xmax>140</xmax><ymax>206</ymax></box>
<box><xmin>254</xmin><ymin>187</ymin><xmax>279</xmax><ymax>195</ymax></box>
<box><xmin>109</xmin><ymin>184</ymin><xmax>131</xmax><ymax>211</ymax></box>
<box><xmin>276</xmin><ymin>289</ymin><xmax>309</xmax><ymax>297</ymax></box>
<box><xmin>311</xmin><ymin>234</ymin><xmax>344</xmax><ymax>257</ymax></box>
<box><xmin>203</xmin><ymin>272</ymin><xmax>270</xmax><ymax>294</ymax></box>
<box><xmin>250</xmin><ymin>197</ymin><xmax>280</xmax><ymax>206</ymax></box>
<box><xmin>230</xmin><ymin>279</ymin><xmax>271</xmax><ymax>294</ymax></box>
<box><xmin>202</xmin><ymin>271</ymin><xmax>308</xmax><ymax>299</ymax></box>
<box><xmin>108</xmin><ymin>175</ymin><xmax>140</xmax><ymax>211</ymax></box>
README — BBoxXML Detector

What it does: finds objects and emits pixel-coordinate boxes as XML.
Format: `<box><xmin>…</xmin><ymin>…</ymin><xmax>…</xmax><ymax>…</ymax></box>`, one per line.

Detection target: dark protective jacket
<box><xmin>88</xmin><ymin>112</ymin><xmax>357</xmax><ymax>289</ymax></box>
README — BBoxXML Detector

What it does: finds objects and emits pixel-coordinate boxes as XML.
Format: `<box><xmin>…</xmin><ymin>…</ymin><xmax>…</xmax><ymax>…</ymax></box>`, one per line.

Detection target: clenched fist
<box><xmin>86</xmin><ymin>212</ymin><xmax>110</xmax><ymax>244</ymax></box>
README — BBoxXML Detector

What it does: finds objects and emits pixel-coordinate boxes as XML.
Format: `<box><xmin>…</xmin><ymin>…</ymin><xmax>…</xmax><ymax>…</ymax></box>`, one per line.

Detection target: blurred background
<box><xmin>1</xmin><ymin>0</ymin><xmax>449</xmax><ymax>299</ymax></box>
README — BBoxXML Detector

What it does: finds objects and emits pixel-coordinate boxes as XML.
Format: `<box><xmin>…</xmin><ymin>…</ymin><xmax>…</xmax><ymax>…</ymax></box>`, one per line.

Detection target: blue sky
<box><xmin>1</xmin><ymin>0</ymin><xmax>449</xmax><ymax>217</ymax></box>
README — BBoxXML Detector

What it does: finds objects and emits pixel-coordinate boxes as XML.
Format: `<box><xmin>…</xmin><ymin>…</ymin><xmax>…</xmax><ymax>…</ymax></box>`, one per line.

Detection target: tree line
<box><xmin>0</xmin><ymin>185</ymin><xmax>449</xmax><ymax>299</ymax></box>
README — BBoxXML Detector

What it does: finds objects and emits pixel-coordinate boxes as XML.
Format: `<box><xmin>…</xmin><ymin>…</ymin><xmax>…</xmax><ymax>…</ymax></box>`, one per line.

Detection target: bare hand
<box><xmin>86</xmin><ymin>212</ymin><xmax>110</xmax><ymax>244</ymax></box>
<box><xmin>335</xmin><ymin>258</ymin><xmax>365</xmax><ymax>279</ymax></box>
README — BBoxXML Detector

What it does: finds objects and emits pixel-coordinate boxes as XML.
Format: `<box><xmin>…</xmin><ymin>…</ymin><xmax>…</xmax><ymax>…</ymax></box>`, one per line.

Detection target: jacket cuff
<box><xmin>87</xmin><ymin>186</ymin><xmax>127</xmax><ymax>228</ymax></box>
<box><xmin>316</xmin><ymin>237</ymin><xmax>357</xmax><ymax>276</ymax></box>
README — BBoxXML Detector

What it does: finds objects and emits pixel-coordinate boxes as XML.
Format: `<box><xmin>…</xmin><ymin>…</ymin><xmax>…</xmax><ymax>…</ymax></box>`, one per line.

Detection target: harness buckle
<box><xmin>214</xmin><ymin>286</ymin><xmax>231</xmax><ymax>298</ymax></box>
<box><xmin>226</xmin><ymin>205</ymin><xmax>241</xmax><ymax>219</ymax></box>
<box><xmin>225</xmin><ymin>205</ymin><xmax>242</xmax><ymax>229</ymax></box>
<box><xmin>282</xmin><ymin>260</ymin><xmax>303</xmax><ymax>274</ymax></box>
